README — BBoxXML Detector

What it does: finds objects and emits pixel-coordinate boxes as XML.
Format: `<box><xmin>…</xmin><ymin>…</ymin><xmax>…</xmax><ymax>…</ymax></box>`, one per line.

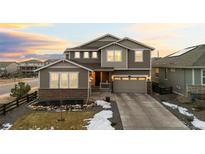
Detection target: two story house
<box><xmin>35</xmin><ymin>34</ymin><xmax>154</xmax><ymax>103</ymax></box>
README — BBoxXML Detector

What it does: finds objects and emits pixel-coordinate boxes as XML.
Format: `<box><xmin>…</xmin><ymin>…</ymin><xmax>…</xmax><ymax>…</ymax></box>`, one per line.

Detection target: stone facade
<box><xmin>39</xmin><ymin>89</ymin><xmax>88</xmax><ymax>102</ymax></box>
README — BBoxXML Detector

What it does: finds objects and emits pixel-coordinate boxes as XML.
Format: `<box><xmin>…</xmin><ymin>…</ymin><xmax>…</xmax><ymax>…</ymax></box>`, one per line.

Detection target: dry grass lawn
<box><xmin>11</xmin><ymin>111</ymin><xmax>95</xmax><ymax>130</ymax></box>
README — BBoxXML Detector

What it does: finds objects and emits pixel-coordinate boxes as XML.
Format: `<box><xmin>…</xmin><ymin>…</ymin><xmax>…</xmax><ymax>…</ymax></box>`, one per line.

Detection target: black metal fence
<box><xmin>0</xmin><ymin>91</ymin><xmax>38</xmax><ymax>116</ymax></box>
<box><xmin>152</xmin><ymin>82</ymin><xmax>172</xmax><ymax>95</ymax></box>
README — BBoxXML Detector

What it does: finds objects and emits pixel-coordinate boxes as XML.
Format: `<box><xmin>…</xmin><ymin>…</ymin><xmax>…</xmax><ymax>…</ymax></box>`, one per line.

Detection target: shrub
<box><xmin>10</xmin><ymin>82</ymin><xmax>31</xmax><ymax>98</ymax></box>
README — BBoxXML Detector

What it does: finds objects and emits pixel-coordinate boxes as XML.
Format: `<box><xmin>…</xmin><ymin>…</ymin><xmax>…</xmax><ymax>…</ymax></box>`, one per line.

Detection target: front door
<box><xmin>95</xmin><ymin>71</ymin><xmax>100</xmax><ymax>86</ymax></box>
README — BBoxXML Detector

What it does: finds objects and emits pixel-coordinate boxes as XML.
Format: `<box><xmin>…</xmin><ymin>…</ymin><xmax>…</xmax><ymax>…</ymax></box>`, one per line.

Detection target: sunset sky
<box><xmin>0</xmin><ymin>23</ymin><xmax>205</xmax><ymax>61</ymax></box>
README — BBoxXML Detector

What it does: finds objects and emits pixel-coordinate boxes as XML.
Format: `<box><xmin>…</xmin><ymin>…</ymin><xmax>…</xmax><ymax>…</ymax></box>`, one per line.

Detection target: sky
<box><xmin>0</xmin><ymin>23</ymin><xmax>205</xmax><ymax>61</ymax></box>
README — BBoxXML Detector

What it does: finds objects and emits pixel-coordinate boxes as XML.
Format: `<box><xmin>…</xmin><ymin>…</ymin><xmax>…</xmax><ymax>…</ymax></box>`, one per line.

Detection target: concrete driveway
<box><xmin>114</xmin><ymin>93</ymin><xmax>188</xmax><ymax>130</ymax></box>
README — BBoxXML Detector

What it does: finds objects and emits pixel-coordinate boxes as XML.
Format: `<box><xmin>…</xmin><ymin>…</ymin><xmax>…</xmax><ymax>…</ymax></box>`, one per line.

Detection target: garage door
<box><xmin>113</xmin><ymin>77</ymin><xmax>147</xmax><ymax>93</ymax></box>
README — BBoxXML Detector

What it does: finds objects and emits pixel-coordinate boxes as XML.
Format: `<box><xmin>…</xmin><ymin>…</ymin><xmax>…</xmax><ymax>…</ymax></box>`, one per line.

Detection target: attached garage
<box><xmin>113</xmin><ymin>76</ymin><xmax>147</xmax><ymax>93</ymax></box>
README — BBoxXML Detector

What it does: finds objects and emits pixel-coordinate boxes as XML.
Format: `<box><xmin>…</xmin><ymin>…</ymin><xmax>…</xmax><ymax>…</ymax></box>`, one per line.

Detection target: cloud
<box><xmin>128</xmin><ymin>23</ymin><xmax>194</xmax><ymax>33</ymax></box>
<box><xmin>0</xmin><ymin>30</ymin><xmax>68</xmax><ymax>60</ymax></box>
<box><xmin>125</xmin><ymin>23</ymin><xmax>196</xmax><ymax>57</ymax></box>
<box><xmin>0</xmin><ymin>23</ymin><xmax>51</xmax><ymax>29</ymax></box>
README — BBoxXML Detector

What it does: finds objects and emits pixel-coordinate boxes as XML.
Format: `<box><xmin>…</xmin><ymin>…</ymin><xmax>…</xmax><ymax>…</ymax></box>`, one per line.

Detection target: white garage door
<box><xmin>113</xmin><ymin>77</ymin><xmax>147</xmax><ymax>93</ymax></box>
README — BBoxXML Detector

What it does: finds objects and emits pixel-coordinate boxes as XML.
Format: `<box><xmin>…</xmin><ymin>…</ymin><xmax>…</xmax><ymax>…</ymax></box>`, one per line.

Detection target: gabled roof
<box><xmin>35</xmin><ymin>59</ymin><xmax>93</xmax><ymax>72</ymax></box>
<box><xmin>98</xmin><ymin>42</ymin><xmax>133</xmax><ymax>50</ymax></box>
<box><xmin>20</xmin><ymin>59</ymin><xmax>43</xmax><ymax>63</ymax></box>
<box><xmin>65</xmin><ymin>34</ymin><xmax>120</xmax><ymax>51</ymax></box>
<box><xmin>117</xmin><ymin>37</ymin><xmax>155</xmax><ymax>50</ymax></box>
<box><xmin>152</xmin><ymin>44</ymin><xmax>205</xmax><ymax>68</ymax></box>
<box><xmin>65</xmin><ymin>34</ymin><xmax>155</xmax><ymax>53</ymax></box>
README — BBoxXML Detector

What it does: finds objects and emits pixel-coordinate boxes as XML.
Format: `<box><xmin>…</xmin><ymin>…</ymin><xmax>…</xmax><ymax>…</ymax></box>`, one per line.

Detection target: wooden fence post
<box><xmin>16</xmin><ymin>99</ymin><xmax>19</xmax><ymax>107</ymax></box>
<box><xmin>27</xmin><ymin>95</ymin><xmax>29</xmax><ymax>103</ymax></box>
<box><xmin>3</xmin><ymin>104</ymin><xmax>6</xmax><ymax>115</ymax></box>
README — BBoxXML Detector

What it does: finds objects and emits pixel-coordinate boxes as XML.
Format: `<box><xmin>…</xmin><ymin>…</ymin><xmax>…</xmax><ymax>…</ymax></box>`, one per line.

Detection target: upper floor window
<box><xmin>92</xmin><ymin>52</ymin><xmax>98</xmax><ymax>58</ymax></box>
<box><xmin>202</xmin><ymin>69</ymin><xmax>205</xmax><ymax>85</ymax></box>
<box><xmin>107</xmin><ymin>50</ymin><xmax>122</xmax><ymax>62</ymax></box>
<box><xmin>49</xmin><ymin>72</ymin><xmax>78</xmax><ymax>89</ymax></box>
<box><xmin>74</xmin><ymin>52</ymin><xmax>80</xmax><ymax>59</ymax></box>
<box><xmin>155</xmin><ymin>68</ymin><xmax>159</xmax><ymax>77</ymax></box>
<box><xmin>84</xmin><ymin>52</ymin><xmax>89</xmax><ymax>58</ymax></box>
<box><xmin>135</xmin><ymin>51</ymin><xmax>143</xmax><ymax>62</ymax></box>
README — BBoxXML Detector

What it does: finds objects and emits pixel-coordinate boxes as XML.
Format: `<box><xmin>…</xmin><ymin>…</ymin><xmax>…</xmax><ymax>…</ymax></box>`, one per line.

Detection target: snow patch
<box><xmin>162</xmin><ymin>101</ymin><xmax>205</xmax><ymax>130</ymax></box>
<box><xmin>162</xmin><ymin>102</ymin><xmax>178</xmax><ymax>109</ymax></box>
<box><xmin>178</xmin><ymin>106</ymin><xmax>193</xmax><ymax>117</ymax></box>
<box><xmin>1</xmin><ymin>123</ymin><xmax>12</xmax><ymax>130</ymax></box>
<box><xmin>192</xmin><ymin>117</ymin><xmax>205</xmax><ymax>130</ymax></box>
<box><xmin>162</xmin><ymin>102</ymin><xmax>193</xmax><ymax>117</ymax></box>
<box><xmin>96</xmin><ymin>100</ymin><xmax>111</xmax><ymax>109</ymax></box>
<box><xmin>85</xmin><ymin>110</ymin><xmax>114</xmax><ymax>130</ymax></box>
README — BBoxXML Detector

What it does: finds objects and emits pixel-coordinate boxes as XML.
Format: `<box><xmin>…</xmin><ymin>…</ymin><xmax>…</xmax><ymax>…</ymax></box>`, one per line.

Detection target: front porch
<box><xmin>90</xmin><ymin>71</ymin><xmax>113</xmax><ymax>92</ymax></box>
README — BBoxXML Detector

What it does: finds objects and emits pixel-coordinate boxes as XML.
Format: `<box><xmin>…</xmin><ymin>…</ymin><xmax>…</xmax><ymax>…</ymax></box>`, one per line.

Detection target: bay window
<box><xmin>49</xmin><ymin>72</ymin><xmax>79</xmax><ymax>88</ymax></box>
<box><xmin>107</xmin><ymin>50</ymin><xmax>122</xmax><ymax>62</ymax></box>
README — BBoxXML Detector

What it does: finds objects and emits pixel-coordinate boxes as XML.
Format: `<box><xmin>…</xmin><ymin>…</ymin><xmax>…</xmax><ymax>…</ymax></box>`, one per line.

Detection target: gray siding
<box><xmin>101</xmin><ymin>44</ymin><xmax>127</xmax><ymax>68</ymax></box>
<box><xmin>39</xmin><ymin>61</ymin><xmax>88</xmax><ymax>89</ymax></box>
<box><xmin>118</xmin><ymin>39</ymin><xmax>150</xmax><ymax>50</ymax></box>
<box><xmin>128</xmin><ymin>50</ymin><xmax>151</xmax><ymax>68</ymax></box>
<box><xmin>195</xmin><ymin>69</ymin><xmax>202</xmax><ymax>85</ymax></box>
<box><xmin>152</xmin><ymin>67</ymin><xmax>204</xmax><ymax>95</ymax></box>
<box><xmin>67</xmin><ymin>51</ymin><xmax>101</xmax><ymax>63</ymax></box>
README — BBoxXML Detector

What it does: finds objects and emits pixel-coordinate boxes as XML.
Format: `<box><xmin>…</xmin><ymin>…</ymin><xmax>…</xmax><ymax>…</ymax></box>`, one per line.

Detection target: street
<box><xmin>0</xmin><ymin>79</ymin><xmax>38</xmax><ymax>96</ymax></box>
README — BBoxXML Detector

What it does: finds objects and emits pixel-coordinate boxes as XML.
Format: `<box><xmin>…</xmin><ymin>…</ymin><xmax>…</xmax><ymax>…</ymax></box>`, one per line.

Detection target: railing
<box><xmin>187</xmin><ymin>85</ymin><xmax>205</xmax><ymax>94</ymax></box>
<box><xmin>100</xmin><ymin>82</ymin><xmax>112</xmax><ymax>89</ymax></box>
<box><xmin>0</xmin><ymin>91</ymin><xmax>38</xmax><ymax>116</ymax></box>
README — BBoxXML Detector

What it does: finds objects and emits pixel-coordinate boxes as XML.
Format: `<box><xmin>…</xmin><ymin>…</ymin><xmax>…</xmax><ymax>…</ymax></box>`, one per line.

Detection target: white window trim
<box><xmin>68</xmin><ymin>72</ymin><xmax>79</xmax><ymax>88</ymax></box>
<box><xmin>92</xmin><ymin>52</ymin><xmax>98</xmax><ymax>59</ymax></box>
<box><xmin>83</xmin><ymin>52</ymin><xmax>89</xmax><ymax>59</ymax></box>
<box><xmin>74</xmin><ymin>52</ymin><xmax>80</xmax><ymax>59</ymax></box>
<box><xmin>192</xmin><ymin>69</ymin><xmax>195</xmax><ymax>85</ymax></box>
<box><xmin>106</xmin><ymin>50</ymin><xmax>122</xmax><ymax>62</ymax></box>
<box><xmin>49</xmin><ymin>72</ymin><xmax>79</xmax><ymax>89</ymax></box>
<box><xmin>135</xmin><ymin>51</ymin><xmax>143</xmax><ymax>62</ymax></box>
<box><xmin>201</xmin><ymin>69</ymin><xmax>205</xmax><ymax>85</ymax></box>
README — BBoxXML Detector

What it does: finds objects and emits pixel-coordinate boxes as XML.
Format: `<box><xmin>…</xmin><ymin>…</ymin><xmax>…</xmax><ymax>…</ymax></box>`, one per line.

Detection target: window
<box><xmin>60</xmin><ymin>72</ymin><xmax>68</xmax><ymax>88</ymax></box>
<box><xmin>92</xmin><ymin>52</ymin><xmax>98</xmax><ymax>58</ymax></box>
<box><xmin>155</xmin><ymin>68</ymin><xmax>159</xmax><ymax>77</ymax></box>
<box><xmin>50</xmin><ymin>72</ymin><xmax>59</xmax><ymax>88</ymax></box>
<box><xmin>74</xmin><ymin>52</ymin><xmax>80</xmax><ymax>58</ymax></box>
<box><xmin>49</xmin><ymin>72</ymin><xmax>78</xmax><ymax>88</ymax></box>
<box><xmin>83</xmin><ymin>52</ymin><xmax>89</xmax><ymax>58</ymax></box>
<box><xmin>202</xmin><ymin>69</ymin><xmax>205</xmax><ymax>85</ymax></box>
<box><xmin>135</xmin><ymin>51</ymin><xmax>143</xmax><ymax>62</ymax></box>
<box><xmin>107</xmin><ymin>50</ymin><xmax>122</xmax><ymax>62</ymax></box>
<box><xmin>164</xmin><ymin>68</ymin><xmax>168</xmax><ymax>80</ymax></box>
<box><xmin>69</xmin><ymin>72</ymin><xmax>78</xmax><ymax>88</ymax></box>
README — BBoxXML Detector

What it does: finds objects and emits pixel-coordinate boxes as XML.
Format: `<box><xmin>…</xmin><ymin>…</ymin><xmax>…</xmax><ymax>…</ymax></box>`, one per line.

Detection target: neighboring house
<box><xmin>152</xmin><ymin>45</ymin><xmax>205</xmax><ymax>96</ymax></box>
<box><xmin>35</xmin><ymin>34</ymin><xmax>154</xmax><ymax>103</ymax></box>
<box><xmin>19</xmin><ymin>59</ymin><xmax>44</xmax><ymax>76</ymax></box>
<box><xmin>0</xmin><ymin>62</ymin><xmax>18</xmax><ymax>76</ymax></box>
<box><xmin>44</xmin><ymin>59</ymin><xmax>59</xmax><ymax>66</ymax></box>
